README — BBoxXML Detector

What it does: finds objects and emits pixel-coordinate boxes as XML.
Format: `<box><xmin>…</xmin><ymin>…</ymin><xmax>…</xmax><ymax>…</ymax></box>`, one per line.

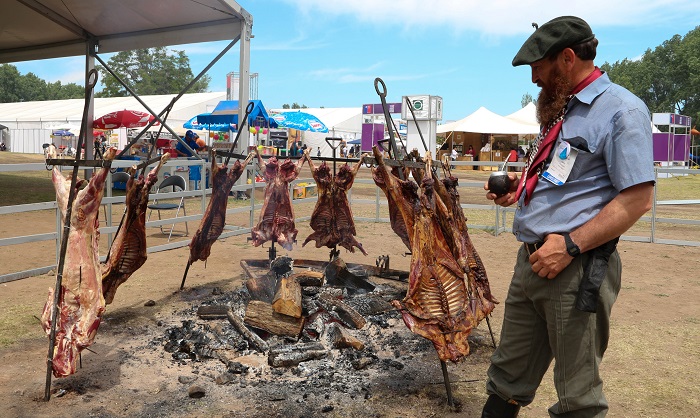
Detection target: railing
<box><xmin>1</xmin><ymin>159</ymin><xmax>698</xmax><ymax>283</ymax></box>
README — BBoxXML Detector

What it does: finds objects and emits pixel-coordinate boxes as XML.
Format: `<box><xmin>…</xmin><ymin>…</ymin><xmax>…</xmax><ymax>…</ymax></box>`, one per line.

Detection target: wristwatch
<box><xmin>562</xmin><ymin>233</ymin><xmax>580</xmax><ymax>257</ymax></box>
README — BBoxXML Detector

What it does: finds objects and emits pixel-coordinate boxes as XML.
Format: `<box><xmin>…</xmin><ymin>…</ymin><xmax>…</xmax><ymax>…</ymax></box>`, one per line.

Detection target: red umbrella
<box><xmin>93</xmin><ymin>109</ymin><xmax>158</xmax><ymax>129</ymax></box>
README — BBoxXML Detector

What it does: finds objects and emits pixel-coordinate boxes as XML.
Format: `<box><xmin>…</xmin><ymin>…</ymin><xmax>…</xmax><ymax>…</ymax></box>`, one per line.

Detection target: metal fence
<box><xmin>1</xmin><ymin>159</ymin><xmax>698</xmax><ymax>284</ymax></box>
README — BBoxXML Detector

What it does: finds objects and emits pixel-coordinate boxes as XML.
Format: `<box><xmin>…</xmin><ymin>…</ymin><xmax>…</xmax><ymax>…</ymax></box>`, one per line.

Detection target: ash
<box><xmin>152</xmin><ymin>266</ymin><xmax>490</xmax><ymax>417</ymax></box>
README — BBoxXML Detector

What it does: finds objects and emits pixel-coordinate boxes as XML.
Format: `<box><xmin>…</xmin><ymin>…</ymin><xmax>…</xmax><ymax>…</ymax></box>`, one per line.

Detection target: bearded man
<box><xmin>481</xmin><ymin>16</ymin><xmax>655</xmax><ymax>417</ymax></box>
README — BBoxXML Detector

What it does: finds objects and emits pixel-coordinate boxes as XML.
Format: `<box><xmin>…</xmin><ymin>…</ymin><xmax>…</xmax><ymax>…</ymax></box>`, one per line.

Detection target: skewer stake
<box><xmin>440</xmin><ymin>360</ymin><xmax>455</xmax><ymax>407</ymax></box>
<box><xmin>45</xmin><ymin>69</ymin><xmax>99</xmax><ymax>401</ymax></box>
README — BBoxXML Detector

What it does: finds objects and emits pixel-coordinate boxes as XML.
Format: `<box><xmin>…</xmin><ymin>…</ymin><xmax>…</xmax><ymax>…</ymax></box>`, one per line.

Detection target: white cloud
<box><xmin>281</xmin><ymin>0</ymin><xmax>700</xmax><ymax>37</ymax></box>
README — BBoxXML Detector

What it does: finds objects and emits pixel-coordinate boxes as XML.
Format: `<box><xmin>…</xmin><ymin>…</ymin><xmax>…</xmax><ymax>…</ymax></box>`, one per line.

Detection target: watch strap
<box><xmin>563</xmin><ymin>232</ymin><xmax>580</xmax><ymax>257</ymax></box>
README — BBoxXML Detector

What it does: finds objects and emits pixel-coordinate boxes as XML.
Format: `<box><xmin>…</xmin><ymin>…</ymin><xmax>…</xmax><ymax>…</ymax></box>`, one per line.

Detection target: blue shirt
<box><xmin>175</xmin><ymin>136</ymin><xmax>200</xmax><ymax>157</ymax></box>
<box><xmin>512</xmin><ymin>72</ymin><xmax>655</xmax><ymax>243</ymax></box>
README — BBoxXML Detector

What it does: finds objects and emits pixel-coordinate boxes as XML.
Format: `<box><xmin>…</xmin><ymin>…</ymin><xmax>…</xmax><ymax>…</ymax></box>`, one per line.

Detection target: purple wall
<box><xmin>653</xmin><ymin>132</ymin><xmax>691</xmax><ymax>162</ymax></box>
<box><xmin>361</xmin><ymin>124</ymin><xmax>384</xmax><ymax>152</ymax></box>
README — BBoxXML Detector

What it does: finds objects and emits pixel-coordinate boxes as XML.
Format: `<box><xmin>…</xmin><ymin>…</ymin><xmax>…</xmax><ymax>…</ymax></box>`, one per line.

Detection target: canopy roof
<box><xmin>505</xmin><ymin>102</ymin><xmax>539</xmax><ymax>128</ymax></box>
<box><xmin>438</xmin><ymin>106</ymin><xmax>540</xmax><ymax>135</ymax></box>
<box><xmin>197</xmin><ymin>100</ymin><xmax>276</xmax><ymax>128</ymax></box>
<box><xmin>270</xmin><ymin>107</ymin><xmax>362</xmax><ymax>134</ymax></box>
<box><xmin>0</xmin><ymin>0</ymin><xmax>251</xmax><ymax>63</ymax></box>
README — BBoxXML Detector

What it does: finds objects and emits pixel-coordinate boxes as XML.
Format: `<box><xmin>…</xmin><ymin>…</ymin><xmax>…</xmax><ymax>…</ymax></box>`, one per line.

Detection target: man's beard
<box><xmin>536</xmin><ymin>67</ymin><xmax>572</xmax><ymax>127</ymax></box>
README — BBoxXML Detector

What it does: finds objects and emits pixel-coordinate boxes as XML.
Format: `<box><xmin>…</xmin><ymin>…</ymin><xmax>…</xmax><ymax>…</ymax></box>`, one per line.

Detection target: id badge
<box><xmin>542</xmin><ymin>141</ymin><xmax>577</xmax><ymax>186</ymax></box>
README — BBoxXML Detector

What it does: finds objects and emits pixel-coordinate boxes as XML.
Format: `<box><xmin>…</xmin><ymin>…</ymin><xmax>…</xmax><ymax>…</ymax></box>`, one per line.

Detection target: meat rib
<box><xmin>371</xmin><ymin>147</ymin><xmax>419</xmax><ymax>251</ymax></box>
<box><xmin>390</xmin><ymin>152</ymin><xmax>476</xmax><ymax>362</ymax></box>
<box><xmin>101</xmin><ymin>155</ymin><xmax>169</xmax><ymax>304</ymax></box>
<box><xmin>303</xmin><ymin>154</ymin><xmax>367</xmax><ymax>255</ymax></box>
<box><xmin>251</xmin><ymin>149</ymin><xmax>308</xmax><ymax>251</ymax></box>
<box><xmin>188</xmin><ymin>151</ymin><xmax>255</xmax><ymax>263</ymax></box>
<box><xmin>435</xmin><ymin>174</ymin><xmax>497</xmax><ymax>320</ymax></box>
<box><xmin>41</xmin><ymin>148</ymin><xmax>117</xmax><ymax>377</ymax></box>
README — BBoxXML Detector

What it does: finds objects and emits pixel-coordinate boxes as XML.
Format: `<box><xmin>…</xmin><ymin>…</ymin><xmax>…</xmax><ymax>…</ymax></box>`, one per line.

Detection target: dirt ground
<box><xmin>1</xmin><ymin>159</ymin><xmax>699</xmax><ymax>417</ymax></box>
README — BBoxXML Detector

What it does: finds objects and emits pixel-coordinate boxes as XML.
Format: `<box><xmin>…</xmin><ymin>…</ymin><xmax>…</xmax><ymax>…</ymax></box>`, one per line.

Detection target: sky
<box><xmin>11</xmin><ymin>0</ymin><xmax>700</xmax><ymax>123</ymax></box>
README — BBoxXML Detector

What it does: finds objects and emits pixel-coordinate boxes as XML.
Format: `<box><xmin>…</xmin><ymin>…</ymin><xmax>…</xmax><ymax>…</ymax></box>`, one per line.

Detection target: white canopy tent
<box><xmin>1</xmin><ymin>92</ymin><xmax>226</xmax><ymax>153</ymax></box>
<box><xmin>437</xmin><ymin>106</ymin><xmax>539</xmax><ymax>135</ymax></box>
<box><xmin>505</xmin><ymin>102</ymin><xmax>539</xmax><ymax>129</ymax></box>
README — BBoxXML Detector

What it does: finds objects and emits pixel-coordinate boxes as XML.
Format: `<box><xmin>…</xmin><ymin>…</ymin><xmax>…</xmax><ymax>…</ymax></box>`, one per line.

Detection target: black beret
<box><xmin>512</xmin><ymin>16</ymin><xmax>594</xmax><ymax>66</ymax></box>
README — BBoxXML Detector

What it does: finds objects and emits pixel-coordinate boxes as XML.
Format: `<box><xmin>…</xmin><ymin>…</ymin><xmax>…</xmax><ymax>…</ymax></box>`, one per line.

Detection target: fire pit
<box><xmin>153</xmin><ymin>256</ymin><xmax>494</xmax><ymax>415</ymax></box>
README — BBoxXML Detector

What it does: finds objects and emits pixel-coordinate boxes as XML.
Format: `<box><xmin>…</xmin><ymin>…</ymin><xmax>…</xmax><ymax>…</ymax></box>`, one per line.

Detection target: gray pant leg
<box><xmin>486</xmin><ymin>247</ymin><xmax>621</xmax><ymax>417</ymax></box>
<box><xmin>486</xmin><ymin>246</ymin><xmax>554</xmax><ymax>405</ymax></box>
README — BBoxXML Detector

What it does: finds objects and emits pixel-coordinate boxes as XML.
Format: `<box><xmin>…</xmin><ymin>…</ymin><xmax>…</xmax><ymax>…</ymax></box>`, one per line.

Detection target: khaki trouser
<box><xmin>486</xmin><ymin>245</ymin><xmax>621</xmax><ymax>417</ymax></box>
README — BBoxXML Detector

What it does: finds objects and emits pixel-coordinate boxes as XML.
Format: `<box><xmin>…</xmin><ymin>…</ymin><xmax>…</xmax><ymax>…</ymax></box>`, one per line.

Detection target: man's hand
<box><xmin>527</xmin><ymin>234</ymin><xmax>573</xmax><ymax>279</ymax></box>
<box><xmin>484</xmin><ymin>172</ymin><xmax>519</xmax><ymax>207</ymax></box>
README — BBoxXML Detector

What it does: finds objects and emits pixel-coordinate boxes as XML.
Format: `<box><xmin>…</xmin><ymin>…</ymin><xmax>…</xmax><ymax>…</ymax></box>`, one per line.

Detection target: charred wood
<box><xmin>327</xmin><ymin>323</ymin><xmax>365</xmax><ymax>351</ymax></box>
<box><xmin>244</xmin><ymin>300</ymin><xmax>304</xmax><ymax>338</ymax></box>
<box><xmin>268</xmin><ymin>342</ymin><xmax>327</xmax><ymax>367</ymax></box>
<box><xmin>316</xmin><ymin>293</ymin><xmax>366</xmax><ymax>330</ymax></box>
<box><xmin>245</xmin><ymin>272</ymin><xmax>277</xmax><ymax>303</ymax></box>
<box><xmin>226</xmin><ymin>308</ymin><xmax>269</xmax><ymax>353</ymax></box>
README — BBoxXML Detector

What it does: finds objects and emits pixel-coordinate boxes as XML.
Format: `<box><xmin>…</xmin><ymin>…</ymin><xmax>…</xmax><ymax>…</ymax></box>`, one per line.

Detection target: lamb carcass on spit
<box><xmin>251</xmin><ymin>149</ymin><xmax>308</xmax><ymax>251</ymax></box>
<box><xmin>101</xmin><ymin>155</ymin><xmax>169</xmax><ymax>304</ymax></box>
<box><xmin>373</xmin><ymin>147</ymin><xmax>476</xmax><ymax>362</ymax></box>
<box><xmin>41</xmin><ymin>147</ymin><xmax>117</xmax><ymax>377</ymax></box>
<box><xmin>371</xmin><ymin>153</ymin><xmax>418</xmax><ymax>251</ymax></box>
<box><xmin>302</xmin><ymin>153</ymin><xmax>368</xmax><ymax>255</ymax></box>
<box><xmin>188</xmin><ymin>151</ymin><xmax>255</xmax><ymax>264</ymax></box>
<box><xmin>434</xmin><ymin>174</ymin><xmax>497</xmax><ymax>322</ymax></box>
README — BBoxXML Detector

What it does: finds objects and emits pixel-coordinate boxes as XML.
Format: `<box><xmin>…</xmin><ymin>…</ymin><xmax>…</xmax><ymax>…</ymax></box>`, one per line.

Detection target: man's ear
<box><xmin>561</xmin><ymin>48</ymin><xmax>576</xmax><ymax>70</ymax></box>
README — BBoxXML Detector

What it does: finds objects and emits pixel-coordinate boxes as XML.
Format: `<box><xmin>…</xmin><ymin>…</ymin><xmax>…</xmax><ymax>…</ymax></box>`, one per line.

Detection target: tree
<box><xmin>521</xmin><ymin>93</ymin><xmax>536</xmax><ymax>108</ymax></box>
<box><xmin>96</xmin><ymin>47</ymin><xmax>210</xmax><ymax>97</ymax></box>
<box><xmin>0</xmin><ymin>64</ymin><xmax>84</xmax><ymax>102</ymax></box>
<box><xmin>602</xmin><ymin>26</ymin><xmax>700</xmax><ymax>123</ymax></box>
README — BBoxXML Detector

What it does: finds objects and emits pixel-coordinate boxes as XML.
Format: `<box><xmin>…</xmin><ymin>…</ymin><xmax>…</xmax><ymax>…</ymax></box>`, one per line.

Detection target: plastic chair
<box><xmin>147</xmin><ymin>175</ymin><xmax>188</xmax><ymax>241</ymax></box>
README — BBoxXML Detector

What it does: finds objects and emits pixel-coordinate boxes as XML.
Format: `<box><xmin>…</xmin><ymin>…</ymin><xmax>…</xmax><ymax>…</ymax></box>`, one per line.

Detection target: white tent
<box><xmin>505</xmin><ymin>102</ymin><xmax>539</xmax><ymax>129</ymax></box>
<box><xmin>1</xmin><ymin>92</ymin><xmax>225</xmax><ymax>153</ymax></box>
<box><xmin>270</xmin><ymin>107</ymin><xmax>362</xmax><ymax>157</ymax></box>
<box><xmin>437</xmin><ymin>106</ymin><xmax>539</xmax><ymax>135</ymax></box>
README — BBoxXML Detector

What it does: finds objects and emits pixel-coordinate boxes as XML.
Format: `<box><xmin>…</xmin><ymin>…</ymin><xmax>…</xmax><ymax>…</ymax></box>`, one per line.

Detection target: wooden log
<box><xmin>244</xmin><ymin>300</ymin><xmax>304</xmax><ymax>338</ymax></box>
<box><xmin>272</xmin><ymin>275</ymin><xmax>303</xmax><ymax>318</ymax></box>
<box><xmin>290</xmin><ymin>270</ymin><xmax>325</xmax><ymax>287</ymax></box>
<box><xmin>324</xmin><ymin>257</ymin><xmax>375</xmax><ymax>293</ymax></box>
<box><xmin>316</xmin><ymin>293</ymin><xmax>367</xmax><ymax>330</ymax></box>
<box><xmin>345</xmin><ymin>293</ymin><xmax>395</xmax><ymax>316</ymax></box>
<box><xmin>245</xmin><ymin>271</ymin><xmax>277</xmax><ymax>303</ymax></box>
<box><xmin>268</xmin><ymin>342</ymin><xmax>327</xmax><ymax>367</ymax></box>
<box><xmin>197</xmin><ymin>305</ymin><xmax>230</xmax><ymax>319</ymax></box>
<box><xmin>328</xmin><ymin>323</ymin><xmax>365</xmax><ymax>350</ymax></box>
<box><xmin>226</xmin><ymin>308</ymin><xmax>269</xmax><ymax>353</ymax></box>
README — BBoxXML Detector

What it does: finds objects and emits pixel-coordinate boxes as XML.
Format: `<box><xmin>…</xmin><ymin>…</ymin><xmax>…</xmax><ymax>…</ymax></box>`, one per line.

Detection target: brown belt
<box><xmin>524</xmin><ymin>242</ymin><xmax>544</xmax><ymax>256</ymax></box>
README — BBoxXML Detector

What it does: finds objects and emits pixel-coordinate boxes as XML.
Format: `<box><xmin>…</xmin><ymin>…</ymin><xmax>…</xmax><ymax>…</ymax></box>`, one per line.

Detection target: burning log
<box><xmin>316</xmin><ymin>293</ymin><xmax>366</xmax><ymax>330</ymax></box>
<box><xmin>268</xmin><ymin>342</ymin><xmax>327</xmax><ymax>367</ymax></box>
<box><xmin>327</xmin><ymin>323</ymin><xmax>365</xmax><ymax>350</ymax></box>
<box><xmin>245</xmin><ymin>272</ymin><xmax>277</xmax><ymax>303</ymax></box>
<box><xmin>272</xmin><ymin>275</ymin><xmax>303</xmax><ymax>318</ymax></box>
<box><xmin>226</xmin><ymin>308</ymin><xmax>269</xmax><ymax>352</ymax></box>
<box><xmin>324</xmin><ymin>257</ymin><xmax>375</xmax><ymax>294</ymax></box>
<box><xmin>244</xmin><ymin>300</ymin><xmax>304</xmax><ymax>337</ymax></box>
<box><xmin>290</xmin><ymin>270</ymin><xmax>325</xmax><ymax>287</ymax></box>
<box><xmin>196</xmin><ymin>305</ymin><xmax>230</xmax><ymax>320</ymax></box>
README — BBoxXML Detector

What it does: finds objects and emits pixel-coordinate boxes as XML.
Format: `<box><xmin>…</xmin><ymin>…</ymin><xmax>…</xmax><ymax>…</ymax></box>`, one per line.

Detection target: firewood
<box><xmin>316</xmin><ymin>293</ymin><xmax>367</xmax><ymax>330</ymax></box>
<box><xmin>268</xmin><ymin>342</ymin><xmax>327</xmax><ymax>367</ymax></box>
<box><xmin>244</xmin><ymin>300</ymin><xmax>304</xmax><ymax>337</ymax></box>
<box><xmin>324</xmin><ymin>257</ymin><xmax>375</xmax><ymax>293</ymax></box>
<box><xmin>345</xmin><ymin>293</ymin><xmax>395</xmax><ymax>316</ymax></box>
<box><xmin>272</xmin><ymin>275</ymin><xmax>303</xmax><ymax>318</ymax></box>
<box><xmin>226</xmin><ymin>308</ymin><xmax>269</xmax><ymax>353</ymax></box>
<box><xmin>290</xmin><ymin>270</ymin><xmax>325</xmax><ymax>287</ymax></box>
<box><xmin>197</xmin><ymin>305</ymin><xmax>230</xmax><ymax>319</ymax></box>
<box><xmin>245</xmin><ymin>271</ymin><xmax>277</xmax><ymax>303</ymax></box>
<box><xmin>328</xmin><ymin>323</ymin><xmax>365</xmax><ymax>350</ymax></box>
